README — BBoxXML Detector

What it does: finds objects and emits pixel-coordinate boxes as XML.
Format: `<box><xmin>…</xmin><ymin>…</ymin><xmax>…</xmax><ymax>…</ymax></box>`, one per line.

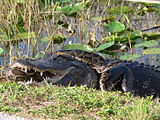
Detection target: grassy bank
<box><xmin>0</xmin><ymin>82</ymin><xmax>160</xmax><ymax>120</ymax></box>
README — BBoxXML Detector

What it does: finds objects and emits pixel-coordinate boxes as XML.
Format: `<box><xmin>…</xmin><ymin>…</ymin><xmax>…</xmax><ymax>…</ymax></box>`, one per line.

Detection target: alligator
<box><xmin>55</xmin><ymin>49</ymin><xmax>160</xmax><ymax>97</ymax></box>
<box><xmin>1</xmin><ymin>49</ymin><xmax>160</xmax><ymax>97</ymax></box>
<box><xmin>0</xmin><ymin>54</ymin><xmax>99</xmax><ymax>88</ymax></box>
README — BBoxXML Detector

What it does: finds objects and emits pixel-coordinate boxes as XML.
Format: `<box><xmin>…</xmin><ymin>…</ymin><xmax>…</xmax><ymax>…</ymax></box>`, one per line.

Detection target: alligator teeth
<box><xmin>40</xmin><ymin>72</ymin><xmax>43</xmax><ymax>76</ymax></box>
<box><xmin>45</xmin><ymin>77</ymin><xmax>49</xmax><ymax>80</ymax></box>
<box><xmin>30</xmin><ymin>77</ymin><xmax>33</xmax><ymax>82</ymax></box>
<box><xmin>42</xmin><ymin>77</ymin><xmax>51</xmax><ymax>80</ymax></box>
<box><xmin>25</xmin><ymin>68</ymin><xmax>27</xmax><ymax>73</ymax></box>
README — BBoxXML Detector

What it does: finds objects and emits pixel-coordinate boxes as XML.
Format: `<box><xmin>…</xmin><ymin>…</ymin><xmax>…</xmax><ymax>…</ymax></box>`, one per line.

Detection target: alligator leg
<box><xmin>105</xmin><ymin>64</ymin><xmax>133</xmax><ymax>92</ymax></box>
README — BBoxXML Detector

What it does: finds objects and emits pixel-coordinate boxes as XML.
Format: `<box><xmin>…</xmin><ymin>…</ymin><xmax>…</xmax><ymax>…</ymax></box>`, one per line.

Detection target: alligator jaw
<box><xmin>8</xmin><ymin>62</ymin><xmax>67</xmax><ymax>82</ymax></box>
<box><xmin>11</xmin><ymin>62</ymin><xmax>61</xmax><ymax>73</ymax></box>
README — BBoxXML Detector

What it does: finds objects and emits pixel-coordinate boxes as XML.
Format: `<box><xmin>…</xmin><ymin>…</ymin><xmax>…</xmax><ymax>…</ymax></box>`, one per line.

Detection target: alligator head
<box><xmin>0</xmin><ymin>54</ymin><xmax>98</xmax><ymax>88</ymax></box>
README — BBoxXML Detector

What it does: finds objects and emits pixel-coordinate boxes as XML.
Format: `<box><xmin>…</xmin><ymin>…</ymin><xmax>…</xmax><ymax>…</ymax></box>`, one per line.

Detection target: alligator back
<box><xmin>55</xmin><ymin>49</ymin><xmax>107</xmax><ymax>73</ymax></box>
<box><xmin>106</xmin><ymin>61</ymin><xmax>160</xmax><ymax>97</ymax></box>
<box><xmin>55</xmin><ymin>49</ymin><xmax>123</xmax><ymax>91</ymax></box>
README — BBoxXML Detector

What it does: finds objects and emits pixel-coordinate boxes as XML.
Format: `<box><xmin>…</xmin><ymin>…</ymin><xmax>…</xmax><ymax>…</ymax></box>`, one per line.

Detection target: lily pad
<box><xmin>143</xmin><ymin>48</ymin><xmax>160</xmax><ymax>54</ymax></box>
<box><xmin>126</xmin><ymin>30</ymin><xmax>142</xmax><ymax>40</ymax></box>
<box><xmin>135</xmin><ymin>40</ymin><xmax>158</xmax><ymax>48</ymax></box>
<box><xmin>120</xmin><ymin>54</ymin><xmax>141</xmax><ymax>60</ymax></box>
<box><xmin>62</xmin><ymin>43</ymin><xmax>94</xmax><ymax>52</ymax></box>
<box><xmin>61</xmin><ymin>3</ymin><xmax>84</xmax><ymax>17</ymax></box>
<box><xmin>94</xmin><ymin>41</ymin><xmax>115</xmax><ymax>52</ymax></box>
<box><xmin>108</xmin><ymin>6</ymin><xmax>134</xmax><ymax>15</ymax></box>
<box><xmin>143</xmin><ymin>33</ymin><xmax>160</xmax><ymax>40</ymax></box>
<box><xmin>104</xmin><ymin>21</ymin><xmax>125</xmax><ymax>33</ymax></box>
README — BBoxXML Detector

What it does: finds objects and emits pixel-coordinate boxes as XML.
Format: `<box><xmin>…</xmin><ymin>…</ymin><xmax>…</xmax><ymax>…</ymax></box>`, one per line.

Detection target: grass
<box><xmin>0</xmin><ymin>1</ymin><xmax>160</xmax><ymax>119</ymax></box>
<box><xmin>0</xmin><ymin>82</ymin><xmax>160</xmax><ymax>120</ymax></box>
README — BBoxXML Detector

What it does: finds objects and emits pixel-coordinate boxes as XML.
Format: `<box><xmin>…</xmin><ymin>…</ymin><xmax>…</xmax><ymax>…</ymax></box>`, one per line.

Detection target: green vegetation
<box><xmin>0</xmin><ymin>0</ymin><xmax>160</xmax><ymax>63</ymax></box>
<box><xmin>0</xmin><ymin>0</ymin><xmax>160</xmax><ymax>119</ymax></box>
<box><xmin>0</xmin><ymin>82</ymin><xmax>160</xmax><ymax>120</ymax></box>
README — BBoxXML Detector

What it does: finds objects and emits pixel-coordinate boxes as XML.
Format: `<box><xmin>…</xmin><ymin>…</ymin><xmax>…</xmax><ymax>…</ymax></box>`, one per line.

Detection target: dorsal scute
<box><xmin>122</xmin><ymin>60</ymin><xmax>160</xmax><ymax>72</ymax></box>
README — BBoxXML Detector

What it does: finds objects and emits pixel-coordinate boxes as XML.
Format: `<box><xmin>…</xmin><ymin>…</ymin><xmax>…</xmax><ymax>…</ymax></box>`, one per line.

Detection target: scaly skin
<box><xmin>55</xmin><ymin>49</ymin><xmax>121</xmax><ymax>90</ymax></box>
<box><xmin>0</xmin><ymin>54</ymin><xmax>99</xmax><ymax>89</ymax></box>
<box><xmin>55</xmin><ymin>49</ymin><xmax>160</xmax><ymax>97</ymax></box>
<box><xmin>105</xmin><ymin>61</ymin><xmax>160</xmax><ymax>97</ymax></box>
<box><xmin>2</xmin><ymin>49</ymin><xmax>160</xmax><ymax>97</ymax></box>
<box><xmin>55</xmin><ymin>49</ymin><xmax>107</xmax><ymax>73</ymax></box>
